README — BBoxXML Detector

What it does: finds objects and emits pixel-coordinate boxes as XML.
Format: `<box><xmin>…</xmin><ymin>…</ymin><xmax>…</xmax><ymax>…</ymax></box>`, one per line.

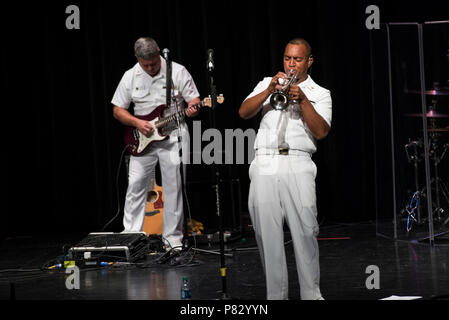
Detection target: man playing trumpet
<box><xmin>239</xmin><ymin>38</ymin><xmax>332</xmax><ymax>300</ymax></box>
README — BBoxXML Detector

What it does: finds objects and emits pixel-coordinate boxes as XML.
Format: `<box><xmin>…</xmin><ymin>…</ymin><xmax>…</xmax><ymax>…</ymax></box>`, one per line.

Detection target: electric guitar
<box><xmin>123</xmin><ymin>96</ymin><xmax>224</xmax><ymax>156</ymax></box>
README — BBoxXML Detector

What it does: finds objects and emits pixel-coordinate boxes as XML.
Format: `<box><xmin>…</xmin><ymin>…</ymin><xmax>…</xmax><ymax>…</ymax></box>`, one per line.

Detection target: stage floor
<box><xmin>1</xmin><ymin>221</ymin><xmax>449</xmax><ymax>301</ymax></box>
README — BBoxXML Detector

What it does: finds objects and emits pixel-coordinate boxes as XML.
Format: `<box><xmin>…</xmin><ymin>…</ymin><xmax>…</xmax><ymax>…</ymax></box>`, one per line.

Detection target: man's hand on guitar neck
<box><xmin>185</xmin><ymin>97</ymin><xmax>201</xmax><ymax>118</ymax></box>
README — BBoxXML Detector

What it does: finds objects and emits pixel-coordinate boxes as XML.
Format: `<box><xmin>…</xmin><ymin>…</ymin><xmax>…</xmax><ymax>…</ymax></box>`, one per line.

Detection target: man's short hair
<box><xmin>288</xmin><ymin>38</ymin><xmax>312</xmax><ymax>57</ymax></box>
<box><xmin>134</xmin><ymin>37</ymin><xmax>160</xmax><ymax>60</ymax></box>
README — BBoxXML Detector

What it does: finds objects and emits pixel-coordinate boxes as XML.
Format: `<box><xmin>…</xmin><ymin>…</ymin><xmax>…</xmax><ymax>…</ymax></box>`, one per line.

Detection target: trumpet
<box><xmin>270</xmin><ymin>70</ymin><xmax>297</xmax><ymax>111</ymax></box>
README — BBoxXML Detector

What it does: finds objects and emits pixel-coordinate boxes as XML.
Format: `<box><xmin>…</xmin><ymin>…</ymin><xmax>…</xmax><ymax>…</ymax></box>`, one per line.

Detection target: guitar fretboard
<box><xmin>154</xmin><ymin>102</ymin><xmax>202</xmax><ymax>129</ymax></box>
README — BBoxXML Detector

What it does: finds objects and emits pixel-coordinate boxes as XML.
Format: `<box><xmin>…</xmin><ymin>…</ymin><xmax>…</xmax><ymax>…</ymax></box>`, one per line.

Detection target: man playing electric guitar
<box><xmin>112</xmin><ymin>37</ymin><xmax>200</xmax><ymax>251</ymax></box>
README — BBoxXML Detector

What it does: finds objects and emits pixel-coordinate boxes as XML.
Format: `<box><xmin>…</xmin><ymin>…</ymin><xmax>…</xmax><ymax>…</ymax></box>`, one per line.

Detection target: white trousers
<box><xmin>248</xmin><ymin>153</ymin><xmax>322</xmax><ymax>300</ymax></box>
<box><xmin>124</xmin><ymin>128</ymin><xmax>189</xmax><ymax>249</ymax></box>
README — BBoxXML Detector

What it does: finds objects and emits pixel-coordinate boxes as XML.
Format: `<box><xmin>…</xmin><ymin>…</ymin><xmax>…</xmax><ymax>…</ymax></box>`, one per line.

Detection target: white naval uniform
<box><xmin>111</xmin><ymin>57</ymin><xmax>200</xmax><ymax>249</ymax></box>
<box><xmin>245</xmin><ymin>75</ymin><xmax>332</xmax><ymax>300</ymax></box>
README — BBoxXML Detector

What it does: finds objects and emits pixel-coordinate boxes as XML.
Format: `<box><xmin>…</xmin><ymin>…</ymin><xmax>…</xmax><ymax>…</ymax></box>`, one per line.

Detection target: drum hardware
<box><xmin>404</xmin><ymin>110</ymin><xmax>449</xmax><ymax>118</ymax></box>
<box><xmin>405</xmin><ymin>191</ymin><xmax>420</xmax><ymax>232</ymax></box>
<box><xmin>405</xmin><ymin>139</ymin><xmax>424</xmax><ymax>224</ymax></box>
<box><xmin>403</xmin><ymin>136</ymin><xmax>449</xmax><ymax>231</ymax></box>
<box><xmin>406</xmin><ymin>88</ymin><xmax>449</xmax><ymax>96</ymax></box>
<box><xmin>406</xmin><ymin>82</ymin><xmax>449</xmax><ymax>96</ymax></box>
<box><xmin>427</xmin><ymin>126</ymin><xmax>449</xmax><ymax>132</ymax></box>
<box><xmin>428</xmin><ymin>138</ymin><xmax>449</xmax><ymax>224</ymax></box>
<box><xmin>404</xmin><ymin>97</ymin><xmax>449</xmax><ymax>119</ymax></box>
<box><xmin>400</xmin><ymin>44</ymin><xmax>449</xmax><ymax>233</ymax></box>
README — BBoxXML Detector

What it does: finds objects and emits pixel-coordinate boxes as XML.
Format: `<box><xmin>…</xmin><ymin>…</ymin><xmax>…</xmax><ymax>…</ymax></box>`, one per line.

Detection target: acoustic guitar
<box><xmin>143</xmin><ymin>170</ymin><xmax>164</xmax><ymax>235</ymax></box>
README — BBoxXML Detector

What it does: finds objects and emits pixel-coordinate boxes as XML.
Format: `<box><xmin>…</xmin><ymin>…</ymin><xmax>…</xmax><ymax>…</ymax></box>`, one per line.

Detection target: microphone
<box><xmin>162</xmin><ymin>48</ymin><xmax>170</xmax><ymax>61</ymax></box>
<box><xmin>207</xmin><ymin>49</ymin><xmax>214</xmax><ymax>72</ymax></box>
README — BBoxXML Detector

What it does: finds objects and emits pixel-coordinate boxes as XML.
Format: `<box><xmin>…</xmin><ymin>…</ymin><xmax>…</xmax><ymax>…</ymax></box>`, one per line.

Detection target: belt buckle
<box><xmin>278</xmin><ymin>147</ymin><xmax>289</xmax><ymax>155</ymax></box>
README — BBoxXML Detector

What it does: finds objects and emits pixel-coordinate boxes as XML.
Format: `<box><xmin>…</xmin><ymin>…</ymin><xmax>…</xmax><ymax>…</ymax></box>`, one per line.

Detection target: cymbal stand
<box><xmin>417</xmin><ymin>139</ymin><xmax>449</xmax><ymax>242</ymax></box>
<box><xmin>418</xmin><ymin>138</ymin><xmax>449</xmax><ymax>224</ymax></box>
<box><xmin>405</xmin><ymin>139</ymin><xmax>423</xmax><ymax>224</ymax></box>
<box><xmin>429</xmin><ymin>136</ymin><xmax>449</xmax><ymax>223</ymax></box>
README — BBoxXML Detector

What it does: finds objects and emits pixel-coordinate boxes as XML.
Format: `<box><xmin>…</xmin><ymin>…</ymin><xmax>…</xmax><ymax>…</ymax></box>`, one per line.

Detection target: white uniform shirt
<box><xmin>244</xmin><ymin>75</ymin><xmax>332</xmax><ymax>154</ymax></box>
<box><xmin>111</xmin><ymin>57</ymin><xmax>200</xmax><ymax>117</ymax></box>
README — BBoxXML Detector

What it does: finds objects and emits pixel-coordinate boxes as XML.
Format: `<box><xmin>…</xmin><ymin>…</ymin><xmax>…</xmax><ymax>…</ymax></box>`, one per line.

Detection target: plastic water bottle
<box><xmin>180</xmin><ymin>276</ymin><xmax>191</xmax><ymax>299</ymax></box>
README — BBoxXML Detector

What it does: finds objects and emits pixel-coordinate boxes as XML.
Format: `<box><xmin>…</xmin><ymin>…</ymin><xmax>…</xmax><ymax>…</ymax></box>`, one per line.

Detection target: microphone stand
<box><xmin>206</xmin><ymin>51</ymin><xmax>232</xmax><ymax>300</ymax></box>
<box><xmin>165</xmin><ymin>50</ymin><xmax>187</xmax><ymax>252</ymax></box>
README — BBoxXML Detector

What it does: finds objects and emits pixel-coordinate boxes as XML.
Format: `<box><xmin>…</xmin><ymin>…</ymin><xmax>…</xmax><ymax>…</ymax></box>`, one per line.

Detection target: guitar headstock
<box><xmin>202</xmin><ymin>95</ymin><xmax>225</xmax><ymax>108</ymax></box>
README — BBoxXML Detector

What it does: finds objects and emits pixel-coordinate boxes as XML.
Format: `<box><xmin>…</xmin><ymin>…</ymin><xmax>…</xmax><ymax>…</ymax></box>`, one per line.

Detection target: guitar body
<box><xmin>123</xmin><ymin>104</ymin><xmax>169</xmax><ymax>156</ymax></box>
<box><xmin>143</xmin><ymin>183</ymin><xmax>164</xmax><ymax>235</ymax></box>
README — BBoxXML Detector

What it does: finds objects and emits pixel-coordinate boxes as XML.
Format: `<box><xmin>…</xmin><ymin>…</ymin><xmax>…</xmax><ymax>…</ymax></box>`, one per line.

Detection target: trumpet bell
<box><xmin>270</xmin><ymin>92</ymin><xmax>289</xmax><ymax>111</ymax></box>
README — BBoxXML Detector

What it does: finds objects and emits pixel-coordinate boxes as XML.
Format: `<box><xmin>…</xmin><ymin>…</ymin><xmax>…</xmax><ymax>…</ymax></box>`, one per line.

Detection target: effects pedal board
<box><xmin>68</xmin><ymin>232</ymin><xmax>149</xmax><ymax>267</ymax></box>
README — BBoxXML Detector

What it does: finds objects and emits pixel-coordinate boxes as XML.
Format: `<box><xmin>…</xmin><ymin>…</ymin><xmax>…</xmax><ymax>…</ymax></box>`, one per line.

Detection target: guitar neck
<box><xmin>154</xmin><ymin>102</ymin><xmax>203</xmax><ymax>129</ymax></box>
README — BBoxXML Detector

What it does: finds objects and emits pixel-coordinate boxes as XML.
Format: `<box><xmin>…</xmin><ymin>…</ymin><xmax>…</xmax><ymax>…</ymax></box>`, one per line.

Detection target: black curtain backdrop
<box><xmin>3</xmin><ymin>0</ymin><xmax>448</xmax><ymax>237</ymax></box>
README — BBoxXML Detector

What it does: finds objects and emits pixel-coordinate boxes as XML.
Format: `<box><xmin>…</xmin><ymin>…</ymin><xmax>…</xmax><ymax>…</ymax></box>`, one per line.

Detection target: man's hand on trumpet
<box><xmin>287</xmin><ymin>84</ymin><xmax>307</xmax><ymax>102</ymax></box>
<box><xmin>267</xmin><ymin>72</ymin><xmax>287</xmax><ymax>94</ymax></box>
